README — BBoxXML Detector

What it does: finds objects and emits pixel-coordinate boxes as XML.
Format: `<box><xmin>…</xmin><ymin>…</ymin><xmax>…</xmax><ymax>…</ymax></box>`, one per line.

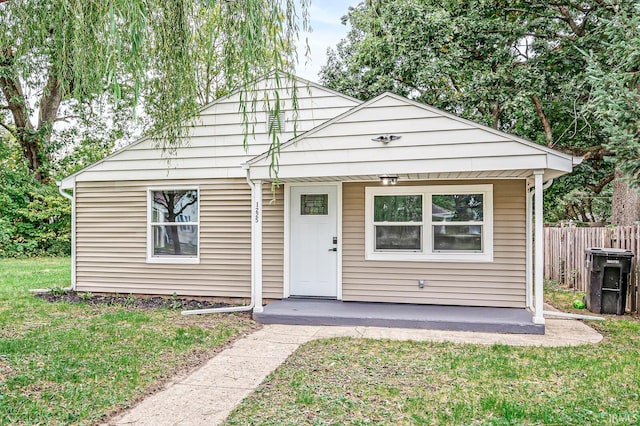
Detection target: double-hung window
<box><xmin>365</xmin><ymin>184</ymin><xmax>493</xmax><ymax>262</ymax></box>
<box><xmin>147</xmin><ymin>188</ymin><xmax>200</xmax><ymax>263</ymax></box>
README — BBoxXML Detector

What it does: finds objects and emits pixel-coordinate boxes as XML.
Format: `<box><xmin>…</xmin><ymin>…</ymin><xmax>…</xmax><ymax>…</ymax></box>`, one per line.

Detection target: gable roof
<box><xmin>247</xmin><ymin>92</ymin><xmax>579</xmax><ymax>182</ymax></box>
<box><xmin>59</xmin><ymin>75</ymin><xmax>362</xmax><ymax>188</ymax></box>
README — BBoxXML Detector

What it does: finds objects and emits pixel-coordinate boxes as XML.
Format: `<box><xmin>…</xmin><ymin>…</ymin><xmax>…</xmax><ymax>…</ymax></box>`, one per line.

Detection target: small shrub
<box><xmin>78</xmin><ymin>292</ymin><xmax>93</xmax><ymax>301</ymax></box>
<box><xmin>49</xmin><ymin>286</ymin><xmax>68</xmax><ymax>296</ymax></box>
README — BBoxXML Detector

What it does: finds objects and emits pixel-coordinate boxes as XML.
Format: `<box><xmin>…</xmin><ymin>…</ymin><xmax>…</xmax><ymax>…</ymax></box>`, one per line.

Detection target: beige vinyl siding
<box><xmin>75</xmin><ymin>178</ymin><xmax>252</xmax><ymax>297</ymax></box>
<box><xmin>342</xmin><ymin>179</ymin><xmax>526</xmax><ymax>308</ymax></box>
<box><xmin>262</xmin><ymin>184</ymin><xmax>285</xmax><ymax>299</ymax></box>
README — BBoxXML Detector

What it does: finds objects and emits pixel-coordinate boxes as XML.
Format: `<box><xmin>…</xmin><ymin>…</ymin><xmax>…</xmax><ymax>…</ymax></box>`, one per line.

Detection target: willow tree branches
<box><xmin>0</xmin><ymin>0</ymin><xmax>306</xmax><ymax>181</ymax></box>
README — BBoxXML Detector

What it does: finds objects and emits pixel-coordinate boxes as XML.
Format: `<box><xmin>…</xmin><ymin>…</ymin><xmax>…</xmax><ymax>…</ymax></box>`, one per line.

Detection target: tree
<box><xmin>0</xmin><ymin>134</ymin><xmax>70</xmax><ymax>257</ymax></box>
<box><xmin>321</xmin><ymin>0</ymin><xmax>629</xmax><ymax>222</ymax></box>
<box><xmin>0</xmin><ymin>0</ymin><xmax>306</xmax><ymax>182</ymax></box>
<box><xmin>584</xmin><ymin>3</ymin><xmax>640</xmax><ymax>225</ymax></box>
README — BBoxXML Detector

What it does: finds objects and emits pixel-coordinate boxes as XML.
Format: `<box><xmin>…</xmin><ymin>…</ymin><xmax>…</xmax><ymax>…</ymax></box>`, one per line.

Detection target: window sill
<box><xmin>146</xmin><ymin>257</ymin><xmax>200</xmax><ymax>265</ymax></box>
<box><xmin>365</xmin><ymin>252</ymin><xmax>493</xmax><ymax>263</ymax></box>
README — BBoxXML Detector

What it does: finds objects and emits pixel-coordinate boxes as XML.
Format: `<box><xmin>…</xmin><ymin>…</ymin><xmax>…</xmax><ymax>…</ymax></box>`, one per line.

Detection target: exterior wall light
<box><xmin>379</xmin><ymin>175</ymin><xmax>398</xmax><ymax>185</ymax></box>
<box><xmin>371</xmin><ymin>135</ymin><xmax>402</xmax><ymax>144</ymax></box>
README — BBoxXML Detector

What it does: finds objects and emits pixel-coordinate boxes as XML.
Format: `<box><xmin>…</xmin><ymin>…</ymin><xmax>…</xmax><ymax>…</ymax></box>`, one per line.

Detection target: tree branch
<box><xmin>0</xmin><ymin>48</ymin><xmax>34</xmax><ymax>132</ymax></box>
<box><xmin>555</xmin><ymin>5</ymin><xmax>589</xmax><ymax>37</ymax></box>
<box><xmin>557</xmin><ymin>144</ymin><xmax>611</xmax><ymax>161</ymax></box>
<box><xmin>53</xmin><ymin>115</ymin><xmax>81</xmax><ymax>123</ymax></box>
<box><xmin>173</xmin><ymin>197</ymin><xmax>198</xmax><ymax>217</ymax></box>
<box><xmin>38</xmin><ymin>70</ymin><xmax>63</xmax><ymax>132</ymax></box>
<box><xmin>0</xmin><ymin>120</ymin><xmax>16</xmax><ymax>137</ymax></box>
<box><xmin>531</xmin><ymin>94</ymin><xmax>553</xmax><ymax>146</ymax></box>
<box><xmin>585</xmin><ymin>172</ymin><xmax>615</xmax><ymax>194</ymax></box>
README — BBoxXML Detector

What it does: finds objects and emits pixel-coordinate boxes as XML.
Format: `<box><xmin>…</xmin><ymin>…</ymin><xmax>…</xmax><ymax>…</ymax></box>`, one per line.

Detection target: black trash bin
<box><xmin>584</xmin><ymin>248</ymin><xmax>634</xmax><ymax>315</ymax></box>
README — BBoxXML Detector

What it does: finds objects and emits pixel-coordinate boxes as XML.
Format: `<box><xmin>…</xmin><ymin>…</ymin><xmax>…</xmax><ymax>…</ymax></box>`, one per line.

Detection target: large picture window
<box><xmin>365</xmin><ymin>185</ymin><xmax>493</xmax><ymax>262</ymax></box>
<box><xmin>147</xmin><ymin>188</ymin><xmax>199</xmax><ymax>263</ymax></box>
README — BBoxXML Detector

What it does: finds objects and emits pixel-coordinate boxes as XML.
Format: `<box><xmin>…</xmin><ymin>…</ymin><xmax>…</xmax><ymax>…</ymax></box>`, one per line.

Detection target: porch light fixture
<box><xmin>379</xmin><ymin>175</ymin><xmax>398</xmax><ymax>185</ymax></box>
<box><xmin>371</xmin><ymin>135</ymin><xmax>402</xmax><ymax>144</ymax></box>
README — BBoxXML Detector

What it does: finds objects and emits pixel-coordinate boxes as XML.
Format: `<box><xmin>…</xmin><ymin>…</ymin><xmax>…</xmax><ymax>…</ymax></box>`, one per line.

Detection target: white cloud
<box><xmin>294</xmin><ymin>0</ymin><xmax>359</xmax><ymax>82</ymax></box>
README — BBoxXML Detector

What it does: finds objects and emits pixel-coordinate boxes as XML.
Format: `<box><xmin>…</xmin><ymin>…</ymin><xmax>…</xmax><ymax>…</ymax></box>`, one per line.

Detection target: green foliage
<box><xmin>585</xmin><ymin>3</ymin><xmax>640</xmax><ymax>188</ymax></box>
<box><xmin>0</xmin><ymin>137</ymin><xmax>70</xmax><ymax>257</ymax></box>
<box><xmin>320</xmin><ymin>0</ymin><xmax>625</xmax><ymax>223</ymax></box>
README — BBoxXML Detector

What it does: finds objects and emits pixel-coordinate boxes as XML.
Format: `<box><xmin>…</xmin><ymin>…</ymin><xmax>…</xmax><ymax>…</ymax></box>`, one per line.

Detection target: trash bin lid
<box><xmin>585</xmin><ymin>247</ymin><xmax>634</xmax><ymax>257</ymax></box>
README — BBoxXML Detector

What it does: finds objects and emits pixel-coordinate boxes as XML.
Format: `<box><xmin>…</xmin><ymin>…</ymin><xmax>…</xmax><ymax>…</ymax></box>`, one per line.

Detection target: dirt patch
<box><xmin>35</xmin><ymin>290</ymin><xmax>231</xmax><ymax>311</ymax></box>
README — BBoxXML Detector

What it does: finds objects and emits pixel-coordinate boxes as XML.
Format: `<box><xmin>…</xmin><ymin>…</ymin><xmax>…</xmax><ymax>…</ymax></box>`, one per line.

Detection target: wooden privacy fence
<box><xmin>544</xmin><ymin>226</ymin><xmax>639</xmax><ymax>313</ymax></box>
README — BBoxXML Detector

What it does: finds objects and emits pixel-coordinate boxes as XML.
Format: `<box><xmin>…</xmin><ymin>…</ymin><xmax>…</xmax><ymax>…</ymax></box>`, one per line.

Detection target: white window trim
<box><xmin>147</xmin><ymin>186</ymin><xmax>200</xmax><ymax>264</ymax></box>
<box><xmin>365</xmin><ymin>184</ymin><xmax>493</xmax><ymax>262</ymax></box>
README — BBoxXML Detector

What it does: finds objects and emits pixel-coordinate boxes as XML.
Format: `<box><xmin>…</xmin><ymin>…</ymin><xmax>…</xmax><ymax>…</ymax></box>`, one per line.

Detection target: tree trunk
<box><xmin>611</xmin><ymin>168</ymin><xmax>640</xmax><ymax>225</ymax></box>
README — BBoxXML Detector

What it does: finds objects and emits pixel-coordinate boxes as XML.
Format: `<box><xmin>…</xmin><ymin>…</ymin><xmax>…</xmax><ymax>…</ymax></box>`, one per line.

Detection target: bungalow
<box><xmin>58</xmin><ymin>75</ymin><xmax>579</xmax><ymax>332</ymax></box>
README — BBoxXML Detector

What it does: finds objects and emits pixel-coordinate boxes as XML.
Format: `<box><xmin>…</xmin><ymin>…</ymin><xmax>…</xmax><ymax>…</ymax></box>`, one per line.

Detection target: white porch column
<box><xmin>253</xmin><ymin>180</ymin><xmax>264</xmax><ymax>313</ymax></box>
<box><xmin>525</xmin><ymin>185</ymin><xmax>533</xmax><ymax>309</ymax></box>
<box><xmin>533</xmin><ymin>170</ymin><xmax>545</xmax><ymax>325</ymax></box>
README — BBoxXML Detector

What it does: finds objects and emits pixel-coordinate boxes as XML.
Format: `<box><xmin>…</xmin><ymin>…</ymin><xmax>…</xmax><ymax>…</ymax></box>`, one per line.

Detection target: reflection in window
<box><xmin>373</xmin><ymin>195</ymin><xmax>422</xmax><ymax>252</ymax></box>
<box><xmin>375</xmin><ymin>225</ymin><xmax>422</xmax><ymax>250</ymax></box>
<box><xmin>432</xmin><ymin>194</ymin><xmax>483</xmax><ymax>222</ymax></box>
<box><xmin>150</xmin><ymin>189</ymin><xmax>199</xmax><ymax>257</ymax></box>
<box><xmin>374</xmin><ymin>195</ymin><xmax>422</xmax><ymax>222</ymax></box>
<box><xmin>301</xmin><ymin>194</ymin><xmax>328</xmax><ymax>215</ymax></box>
<box><xmin>432</xmin><ymin>194</ymin><xmax>483</xmax><ymax>252</ymax></box>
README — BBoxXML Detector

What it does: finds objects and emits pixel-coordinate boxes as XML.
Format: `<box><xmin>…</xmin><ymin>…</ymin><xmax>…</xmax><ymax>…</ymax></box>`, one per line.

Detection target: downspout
<box><xmin>526</xmin><ymin>177</ymin><xmax>554</xmax><ymax>310</ymax></box>
<box><xmin>57</xmin><ymin>181</ymin><xmax>76</xmax><ymax>290</ymax></box>
<box><xmin>182</xmin><ymin>164</ymin><xmax>261</xmax><ymax>315</ymax></box>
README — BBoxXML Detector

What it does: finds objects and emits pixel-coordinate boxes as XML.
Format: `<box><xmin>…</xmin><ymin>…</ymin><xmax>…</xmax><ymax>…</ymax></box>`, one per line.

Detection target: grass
<box><xmin>225</xmin><ymin>287</ymin><xmax>640</xmax><ymax>425</ymax></box>
<box><xmin>0</xmin><ymin>257</ymin><xmax>256</xmax><ymax>425</ymax></box>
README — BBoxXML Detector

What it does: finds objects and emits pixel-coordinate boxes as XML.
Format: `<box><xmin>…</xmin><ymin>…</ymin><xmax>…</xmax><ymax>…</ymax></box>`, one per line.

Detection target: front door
<box><xmin>290</xmin><ymin>185</ymin><xmax>338</xmax><ymax>297</ymax></box>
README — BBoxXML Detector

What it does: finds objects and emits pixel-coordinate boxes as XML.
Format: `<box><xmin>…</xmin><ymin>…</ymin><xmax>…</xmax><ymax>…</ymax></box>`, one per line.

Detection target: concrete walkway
<box><xmin>108</xmin><ymin>318</ymin><xmax>602</xmax><ymax>426</ymax></box>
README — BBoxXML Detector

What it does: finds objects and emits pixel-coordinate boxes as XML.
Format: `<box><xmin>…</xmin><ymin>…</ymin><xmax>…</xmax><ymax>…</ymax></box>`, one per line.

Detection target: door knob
<box><xmin>328</xmin><ymin>247</ymin><xmax>337</xmax><ymax>252</ymax></box>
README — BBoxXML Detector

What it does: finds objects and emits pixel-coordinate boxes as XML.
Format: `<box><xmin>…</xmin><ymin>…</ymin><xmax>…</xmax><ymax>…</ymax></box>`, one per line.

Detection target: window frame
<box><xmin>147</xmin><ymin>186</ymin><xmax>201</xmax><ymax>264</ymax></box>
<box><xmin>365</xmin><ymin>184</ymin><xmax>493</xmax><ymax>262</ymax></box>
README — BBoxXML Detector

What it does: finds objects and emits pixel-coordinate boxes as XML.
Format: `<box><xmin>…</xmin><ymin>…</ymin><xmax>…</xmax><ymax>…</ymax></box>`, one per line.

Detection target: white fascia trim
<box><xmin>146</xmin><ymin>186</ymin><xmax>201</xmax><ymax>265</ymax></box>
<box><xmin>365</xmin><ymin>184</ymin><xmax>494</xmax><ymax>263</ymax></box>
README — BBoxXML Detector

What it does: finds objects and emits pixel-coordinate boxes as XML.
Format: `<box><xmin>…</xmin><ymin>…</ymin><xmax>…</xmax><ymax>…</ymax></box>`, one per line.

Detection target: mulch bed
<box><xmin>35</xmin><ymin>290</ymin><xmax>229</xmax><ymax>311</ymax></box>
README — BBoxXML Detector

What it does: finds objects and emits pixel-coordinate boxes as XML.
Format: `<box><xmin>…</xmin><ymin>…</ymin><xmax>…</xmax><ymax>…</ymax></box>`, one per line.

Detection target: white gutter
<box><xmin>182</xmin><ymin>165</ymin><xmax>263</xmax><ymax>315</ymax></box>
<box><xmin>57</xmin><ymin>181</ymin><xmax>77</xmax><ymax>290</ymax></box>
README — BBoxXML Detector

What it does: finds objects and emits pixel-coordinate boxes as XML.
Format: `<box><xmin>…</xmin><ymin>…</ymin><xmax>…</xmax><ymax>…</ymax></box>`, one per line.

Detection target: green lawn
<box><xmin>226</xmin><ymin>290</ymin><xmax>640</xmax><ymax>425</ymax></box>
<box><xmin>0</xmin><ymin>257</ymin><xmax>255</xmax><ymax>425</ymax></box>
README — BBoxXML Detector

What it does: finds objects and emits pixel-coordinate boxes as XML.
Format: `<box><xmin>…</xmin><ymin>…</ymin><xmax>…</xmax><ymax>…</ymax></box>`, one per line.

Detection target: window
<box><xmin>365</xmin><ymin>184</ymin><xmax>493</xmax><ymax>262</ymax></box>
<box><xmin>147</xmin><ymin>188</ymin><xmax>199</xmax><ymax>263</ymax></box>
<box><xmin>300</xmin><ymin>194</ymin><xmax>328</xmax><ymax>215</ymax></box>
<box><xmin>373</xmin><ymin>195</ymin><xmax>422</xmax><ymax>251</ymax></box>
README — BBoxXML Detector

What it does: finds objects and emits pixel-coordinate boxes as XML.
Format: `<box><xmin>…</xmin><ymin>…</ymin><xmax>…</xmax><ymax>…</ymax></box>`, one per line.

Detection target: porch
<box><xmin>253</xmin><ymin>299</ymin><xmax>544</xmax><ymax>335</ymax></box>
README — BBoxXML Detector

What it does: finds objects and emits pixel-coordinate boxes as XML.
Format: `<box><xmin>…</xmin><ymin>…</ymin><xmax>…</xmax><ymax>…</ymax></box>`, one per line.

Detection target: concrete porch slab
<box><xmin>253</xmin><ymin>299</ymin><xmax>545</xmax><ymax>335</ymax></box>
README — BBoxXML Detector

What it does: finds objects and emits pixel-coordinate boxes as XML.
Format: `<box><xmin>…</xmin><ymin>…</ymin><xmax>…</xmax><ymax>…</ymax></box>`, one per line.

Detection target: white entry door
<box><xmin>290</xmin><ymin>185</ymin><xmax>338</xmax><ymax>298</ymax></box>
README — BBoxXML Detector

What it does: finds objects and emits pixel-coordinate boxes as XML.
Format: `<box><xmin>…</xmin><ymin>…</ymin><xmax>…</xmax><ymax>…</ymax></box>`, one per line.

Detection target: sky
<box><xmin>294</xmin><ymin>1</ymin><xmax>360</xmax><ymax>82</ymax></box>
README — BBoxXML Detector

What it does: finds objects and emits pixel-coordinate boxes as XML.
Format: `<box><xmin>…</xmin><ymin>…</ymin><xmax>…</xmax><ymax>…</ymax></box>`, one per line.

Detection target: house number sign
<box><xmin>255</xmin><ymin>202</ymin><xmax>260</xmax><ymax>223</ymax></box>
